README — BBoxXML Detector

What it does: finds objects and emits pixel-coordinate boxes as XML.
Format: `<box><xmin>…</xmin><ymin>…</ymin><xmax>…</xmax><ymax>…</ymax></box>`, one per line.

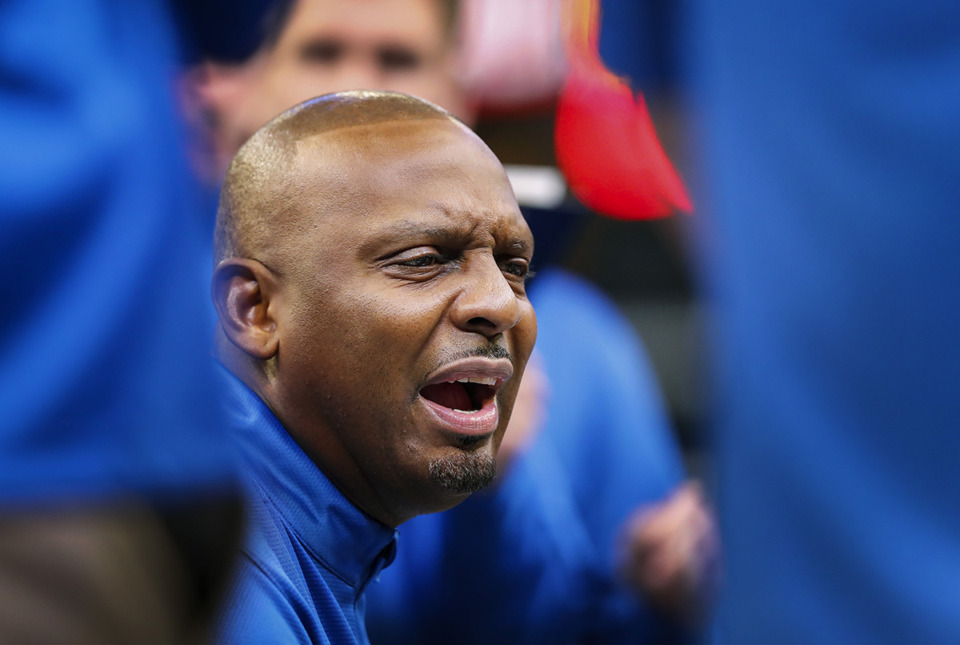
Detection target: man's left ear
<box><xmin>211</xmin><ymin>258</ymin><xmax>281</xmax><ymax>360</ymax></box>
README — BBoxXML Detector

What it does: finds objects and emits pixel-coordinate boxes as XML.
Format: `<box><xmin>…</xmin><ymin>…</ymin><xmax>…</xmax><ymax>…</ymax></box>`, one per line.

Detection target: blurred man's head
<box><xmin>212</xmin><ymin>91</ymin><xmax>536</xmax><ymax>528</ymax></box>
<box><xmin>194</xmin><ymin>0</ymin><xmax>467</xmax><ymax>176</ymax></box>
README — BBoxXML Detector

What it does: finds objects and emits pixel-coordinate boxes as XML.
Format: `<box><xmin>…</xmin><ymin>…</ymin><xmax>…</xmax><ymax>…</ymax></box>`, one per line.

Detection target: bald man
<box><xmin>211</xmin><ymin>91</ymin><xmax>536</xmax><ymax>644</ymax></box>
<box><xmin>184</xmin><ymin>2</ymin><xmax>717</xmax><ymax>642</ymax></box>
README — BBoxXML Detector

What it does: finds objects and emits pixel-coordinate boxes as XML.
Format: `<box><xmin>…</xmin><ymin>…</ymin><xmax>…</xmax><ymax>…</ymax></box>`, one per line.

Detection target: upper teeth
<box><xmin>453</xmin><ymin>377</ymin><xmax>497</xmax><ymax>386</ymax></box>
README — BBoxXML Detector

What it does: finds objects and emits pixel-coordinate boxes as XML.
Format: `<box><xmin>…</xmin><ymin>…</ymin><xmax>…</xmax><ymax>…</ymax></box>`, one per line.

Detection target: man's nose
<box><xmin>450</xmin><ymin>255</ymin><xmax>522</xmax><ymax>338</ymax></box>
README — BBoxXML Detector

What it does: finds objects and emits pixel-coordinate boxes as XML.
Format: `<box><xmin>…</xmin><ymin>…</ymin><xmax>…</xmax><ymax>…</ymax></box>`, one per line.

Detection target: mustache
<box><xmin>451</xmin><ymin>343</ymin><xmax>511</xmax><ymax>362</ymax></box>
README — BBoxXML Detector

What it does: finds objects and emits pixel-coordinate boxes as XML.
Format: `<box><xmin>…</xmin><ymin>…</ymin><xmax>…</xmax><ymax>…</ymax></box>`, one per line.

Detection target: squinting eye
<box><xmin>502</xmin><ymin>260</ymin><xmax>530</xmax><ymax>278</ymax></box>
<box><xmin>399</xmin><ymin>255</ymin><xmax>440</xmax><ymax>267</ymax></box>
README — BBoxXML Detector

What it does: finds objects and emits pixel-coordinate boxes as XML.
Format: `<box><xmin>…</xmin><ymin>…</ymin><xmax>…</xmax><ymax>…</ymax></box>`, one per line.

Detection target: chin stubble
<box><xmin>428</xmin><ymin>451</ymin><xmax>497</xmax><ymax>495</ymax></box>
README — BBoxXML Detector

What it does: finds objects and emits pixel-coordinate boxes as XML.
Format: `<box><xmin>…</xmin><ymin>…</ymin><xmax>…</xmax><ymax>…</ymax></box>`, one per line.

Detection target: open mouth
<box><xmin>418</xmin><ymin>358</ymin><xmax>512</xmax><ymax>436</ymax></box>
<box><xmin>419</xmin><ymin>377</ymin><xmax>498</xmax><ymax>413</ymax></box>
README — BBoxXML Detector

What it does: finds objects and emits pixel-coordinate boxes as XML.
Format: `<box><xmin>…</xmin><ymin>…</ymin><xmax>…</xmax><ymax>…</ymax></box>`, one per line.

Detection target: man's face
<box><xmin>206</xmin><ymin>0</ymin><xmax>465</xmax><ymax>167</ymax></box>
<box><xmin>265</xmin><ymin>119</ymin><xmax>536</xmax><ymax>525</ymax></box>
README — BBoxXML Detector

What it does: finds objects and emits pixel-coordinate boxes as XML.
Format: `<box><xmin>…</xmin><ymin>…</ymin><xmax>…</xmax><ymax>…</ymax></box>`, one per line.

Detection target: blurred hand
<box><xmin>617</xmin><ymin>481</ymin><xmax>721</xmax><ymax>625</ymax></box>
<box><xmin>496</xmin><ymin>351</ymin><xmax>549</xmax><ymax>474</ymax></box>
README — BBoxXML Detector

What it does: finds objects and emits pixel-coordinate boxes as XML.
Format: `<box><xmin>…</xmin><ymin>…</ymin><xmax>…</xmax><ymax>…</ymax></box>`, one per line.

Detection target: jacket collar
<box><xmin>219</xmin><ymin>366</ymin><xmax>397</xmax><ymax>587</ymax></box>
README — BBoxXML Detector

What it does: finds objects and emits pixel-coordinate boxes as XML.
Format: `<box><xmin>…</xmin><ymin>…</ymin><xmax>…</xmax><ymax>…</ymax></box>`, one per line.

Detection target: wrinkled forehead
<box><xmin>280</xmin><ymin>118</ymin><xmax>528</xmax><ymax>249</ymax></box>
<box><xmin>290</xmin><ymin>118</ymin><xmax>514</xmax><ymax>209</ymax></box>
<box><xmin>293</xmin><ymin>117</ymin><xmax>484</xmax><ymax>169</ymax></box>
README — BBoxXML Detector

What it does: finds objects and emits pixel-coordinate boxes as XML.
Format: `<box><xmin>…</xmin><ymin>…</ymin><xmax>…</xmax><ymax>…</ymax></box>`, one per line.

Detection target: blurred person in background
<box><xmin>0</xmin><ymin>0</ymin><xmax>285</xmax><ymax>641</ymax></box>
<box><xmin>187</xmin><ymin>0</ymin><xmax>718</xmax><ymax>642</ymax></box>
<box><xmin>685</xmin><ymin>0</ymin><xmax>960</xmax><ymax>641</ymax></box>
<box><xmin>186</xmin><ymin>0</ymin><xmax>471</xmax><ymax>179</ymax></box>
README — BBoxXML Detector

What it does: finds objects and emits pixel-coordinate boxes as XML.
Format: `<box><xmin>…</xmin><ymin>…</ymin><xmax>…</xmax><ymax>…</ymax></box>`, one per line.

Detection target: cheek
<box><xmin>357</xmin><ymin>284</ymin><xmax>447</xmax><ymax>336</ymax></box>
<box><xmin>308</xmin><ymin>287</ymin><xmax>447</xmax><ymax>377</ymax></box>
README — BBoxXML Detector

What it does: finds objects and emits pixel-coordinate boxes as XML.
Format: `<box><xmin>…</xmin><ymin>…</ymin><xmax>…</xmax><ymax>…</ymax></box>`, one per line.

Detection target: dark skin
<box><xmin>213</xmin><ymin>98</ymin><xmax>536</xmax><ymax>528</ymax></box>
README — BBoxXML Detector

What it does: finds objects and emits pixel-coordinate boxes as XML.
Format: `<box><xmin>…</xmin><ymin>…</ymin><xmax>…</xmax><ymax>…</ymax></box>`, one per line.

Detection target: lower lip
<box><xmin>419</xmin><ymin>396</ymin><xmax>500</xmax><ymax>437</ymax></box>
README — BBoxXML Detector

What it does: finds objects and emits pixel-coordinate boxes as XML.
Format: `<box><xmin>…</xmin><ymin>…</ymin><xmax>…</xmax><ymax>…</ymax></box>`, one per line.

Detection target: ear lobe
<box><xmin>212</xmin><ymin>259</ymin><xmax>280</xmax><ymax>360</ymax></box>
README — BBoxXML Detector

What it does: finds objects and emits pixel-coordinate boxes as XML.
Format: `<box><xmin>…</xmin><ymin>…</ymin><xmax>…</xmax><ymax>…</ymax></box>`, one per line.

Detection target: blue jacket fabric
<box><xmin>0</xmin><ymin>0</ymin><xmax>240</xmax><ymax>506</ymax></box>
<box><xmin>366</xmin><ymin>268</ymin><xmax>687</xmax><ymax>643</ymax></box>
<box><xmin>686</xmin><ymin>1</ymin><xmax>960</xmax><ymax>641</ymax></box>
<box><xmin>216</xmin><ymin>369</ymin><xmax>398</xmax><ymax>645</ymax></box>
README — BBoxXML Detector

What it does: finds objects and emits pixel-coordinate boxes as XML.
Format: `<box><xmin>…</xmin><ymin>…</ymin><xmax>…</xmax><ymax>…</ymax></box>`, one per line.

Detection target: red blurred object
<box><xmin>555</xmin><ymin>0</ymin><xmax>692</xmax><ymax>220</ymax></box>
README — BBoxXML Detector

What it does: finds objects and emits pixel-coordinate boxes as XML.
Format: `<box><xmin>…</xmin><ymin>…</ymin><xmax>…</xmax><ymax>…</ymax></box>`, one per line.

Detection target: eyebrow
<box><xmin>362</xmin><ymin>221</ymin><xmax>463</xmax><ymax>246</ymax></box>
<box><xmin>359</xmin><ymin>219</ymin><xmax>532</xmax><ymax>256</ymax></box>
<box><xmin>500</xmin><ymin>239</ymin><xmax>531</xmax><ymax>255</ymax></box>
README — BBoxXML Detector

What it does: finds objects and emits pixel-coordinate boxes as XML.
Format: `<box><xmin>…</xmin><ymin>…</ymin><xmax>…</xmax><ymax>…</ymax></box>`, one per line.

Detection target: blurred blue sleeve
<box><xmin>686</xmin><ymin>0</ymin><xmax>960</xmax><ymax>641</ymax></box>
<box><xmin>0</xmin><ymin>0</ymin><xmax>281</xmax><ymax>505</ymax></box>
<box><xmin>533</xmin><ymin>268</ymin><xmax>688</xmax><ymax>642</ymax></box>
